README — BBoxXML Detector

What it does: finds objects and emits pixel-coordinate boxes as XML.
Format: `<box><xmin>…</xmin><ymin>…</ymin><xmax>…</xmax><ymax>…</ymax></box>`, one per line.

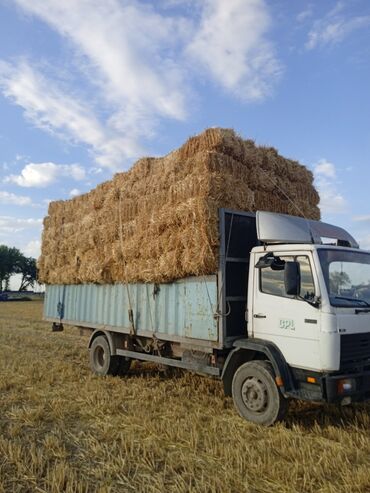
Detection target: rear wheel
<box><xmin>90</xmin><ymin>335</ymin><xmax>121</xmax><ymax>376</ymax></box>
<box><xmin>232</xmin><ymin>360</ymin><xmax>288</xmax><ymax>426</ymax></box>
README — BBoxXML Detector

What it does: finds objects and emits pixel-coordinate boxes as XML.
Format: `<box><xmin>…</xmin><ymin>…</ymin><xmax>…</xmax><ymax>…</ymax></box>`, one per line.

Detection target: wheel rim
<box><xmin>95</xmin><ymin>345</ymin><xmax>106</xmax><ymax>368</ymax></box>
<box><xmin>241</xmin><ymin>376</ymin><xmax>269</xmax><ymax>413</ymax></box>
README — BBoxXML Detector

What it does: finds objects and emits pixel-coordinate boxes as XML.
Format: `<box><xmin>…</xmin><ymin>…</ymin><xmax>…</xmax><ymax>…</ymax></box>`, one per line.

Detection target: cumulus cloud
<box><xmin>0</xmin><ymin>190</ymin><xmax>32</xmax><ymax>206</ymax></box>
<box><xmin>186</xmin><ymin>0</ymin><xmax>281</xmax><ymax>101</ymax></box>
<box><xmin>23</xmin><ymin>239</ymin><xmax>41</xmax><ymax>258</ymax></box>
<box><xmin>314</xmin><ymin>159</ymin><xmax>336</xmax><ymax>178</ymax></box>
<box><xmin>69</xmin><ymin>188</ymin><xmax>81</xmax><ymax>197</ymax></box>
<box><xmin>313</xmin><ymin>158</ymin><xmax>347</xmax><ymax>214</ymax></box>
<box><xmin>306</xmin><ymin>2</ymin><xmax>370</xmax><ymax>50</ymax></box>
<box><xmin>5</xmin><ymin>162</ymin><xmax>86</xmax><ymax>188</ymax></box>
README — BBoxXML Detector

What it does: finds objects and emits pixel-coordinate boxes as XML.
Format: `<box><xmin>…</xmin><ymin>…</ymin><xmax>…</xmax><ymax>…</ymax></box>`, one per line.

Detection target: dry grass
<box><xmin>0</xmin><ymin>302</ymin><xmax>369</xmax><ymax>493</ymax></box>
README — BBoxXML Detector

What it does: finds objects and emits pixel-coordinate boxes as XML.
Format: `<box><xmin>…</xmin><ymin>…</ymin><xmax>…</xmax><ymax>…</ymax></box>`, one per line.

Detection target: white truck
<box><xmin>44</xmin><ymin>210</ymin><xmax>370</xmax><ymax>425</ymax></box>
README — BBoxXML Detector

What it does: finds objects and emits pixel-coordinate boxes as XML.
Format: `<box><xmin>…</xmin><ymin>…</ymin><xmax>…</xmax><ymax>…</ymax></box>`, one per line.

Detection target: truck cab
<box><xmin>250</xmin><ymin>243</ymin><xmax>370</xmax><ymax>396</ymax></box>
<box><xmin>225</xmin><ymin>212</ymin><xmax>370</xmax><ymax>424</ymax></box>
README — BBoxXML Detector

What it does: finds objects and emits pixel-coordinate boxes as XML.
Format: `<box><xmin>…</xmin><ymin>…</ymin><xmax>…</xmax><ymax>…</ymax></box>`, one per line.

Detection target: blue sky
<box><xmin>1</xmin><ymin>0</ymin><xmax>370</xmax><ymax>263</ymax></box>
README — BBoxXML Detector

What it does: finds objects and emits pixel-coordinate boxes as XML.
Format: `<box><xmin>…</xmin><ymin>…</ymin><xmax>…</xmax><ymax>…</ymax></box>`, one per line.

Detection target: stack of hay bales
<box><xmin>38</xmin><ymin>128</ymin><xmax>320</xmax><ymax>285</ymax></box>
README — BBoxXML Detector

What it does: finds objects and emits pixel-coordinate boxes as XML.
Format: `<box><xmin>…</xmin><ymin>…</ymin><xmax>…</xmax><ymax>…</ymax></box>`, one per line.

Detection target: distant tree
<box><xmin>0</xmin><ymin>245</ymin><xmax>37</xmax><ymax>291</ymax></box>
<box><xmin>17</xmin><ymin>256</ymin><xmax>37</xmax><ymax>291</ymax></box>
<box><xmin>0</xmin><ymin>245</ymin><xmax>23</xmax><ymax>291</ymax></box>
<box><xmin>329</xmin><ymin>271</ymin><xmax>351</xmax><ymax>294</ymax></box>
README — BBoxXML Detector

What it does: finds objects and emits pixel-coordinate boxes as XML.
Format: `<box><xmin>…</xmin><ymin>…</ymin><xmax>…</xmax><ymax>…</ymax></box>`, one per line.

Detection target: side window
<box><xmin>297</xmin><ymin>256</ymin><xmax>316</xmax><ymax>300</ymax></box>
<box><xmin>260</xmin><ymin>255</ymin><xmax>315</xmax><ymax>300</ymax></box>
<box><xmin>260</xmin><ymin>256</ymin><xmax>294</xmax><ymax>298</ymax></box>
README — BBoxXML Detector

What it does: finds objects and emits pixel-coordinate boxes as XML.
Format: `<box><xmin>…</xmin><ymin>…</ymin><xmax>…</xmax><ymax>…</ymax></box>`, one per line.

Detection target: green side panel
<box><xmin>44</xmin><ymin>276</ymin><xmax>219</xmax><ymax>342</ymax></box>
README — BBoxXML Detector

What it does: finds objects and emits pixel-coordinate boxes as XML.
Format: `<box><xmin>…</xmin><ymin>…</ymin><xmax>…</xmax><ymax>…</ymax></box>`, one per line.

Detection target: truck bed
<box><xmin>44</xmin><ymin>209</ymin><xmax>258</xmax><ymax>350</ymax></box>
<box><xmin>44</xmin><ymin>276</ymin><xmax>220</xmax><ymax>348</ymax></box>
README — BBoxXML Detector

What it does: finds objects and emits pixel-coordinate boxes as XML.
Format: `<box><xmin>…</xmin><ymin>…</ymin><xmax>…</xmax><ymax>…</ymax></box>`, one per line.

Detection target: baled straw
<box><xmin>38</xmin><ymin>128</ymin><xmax>320</xmax><ymax>285</ymax></box>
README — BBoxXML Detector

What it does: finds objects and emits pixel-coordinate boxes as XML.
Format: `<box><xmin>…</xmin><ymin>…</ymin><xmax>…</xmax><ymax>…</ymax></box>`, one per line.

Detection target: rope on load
<box><xmin>118</xmin><ymin>190</ymin><xmax>136</xmax><ymax>335</ymax></box>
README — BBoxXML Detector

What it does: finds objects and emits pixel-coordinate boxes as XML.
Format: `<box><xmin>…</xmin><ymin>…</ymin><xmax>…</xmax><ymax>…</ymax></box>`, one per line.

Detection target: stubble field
<box><xmin>0</xmin><ymin>301</ymin><xmax>369</xmax><ymax>493</ymax></box>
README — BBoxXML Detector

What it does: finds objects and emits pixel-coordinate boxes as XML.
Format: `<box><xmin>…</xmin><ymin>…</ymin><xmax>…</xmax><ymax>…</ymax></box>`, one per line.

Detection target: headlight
<box><xmin>337</xmin><ymin>378</ymin><xmax>356</xmax><ymax>394</ymax></box>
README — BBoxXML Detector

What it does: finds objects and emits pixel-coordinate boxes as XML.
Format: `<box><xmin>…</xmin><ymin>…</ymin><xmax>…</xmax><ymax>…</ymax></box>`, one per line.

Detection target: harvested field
<box><xmin>0</xmin><ymin>302</ymin><xmax>369</xmax><ymax>493</ymax></box>
<box><xmin>38</xmin><ymin>128</ymin><xmax>320</xmax><ymax>285</ymax></box>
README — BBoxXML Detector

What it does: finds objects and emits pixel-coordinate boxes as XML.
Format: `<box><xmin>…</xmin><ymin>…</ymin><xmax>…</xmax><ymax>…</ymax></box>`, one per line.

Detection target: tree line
<box><xmin>0</xmin><ymin>245</ymin><xmax>37</xmax><ymax>291</ymax></box>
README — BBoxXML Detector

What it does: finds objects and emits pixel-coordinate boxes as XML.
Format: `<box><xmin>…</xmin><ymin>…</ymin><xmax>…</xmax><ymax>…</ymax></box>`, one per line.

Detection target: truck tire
<box><xmin>89</xmin><ymin>335</ymin><xmax>121</xmax><ymax>376</ymax></box>
<box><xmin>232</xmin><ymin>360</ymin><xmax>288</xmax><ymax>426</ymax></box>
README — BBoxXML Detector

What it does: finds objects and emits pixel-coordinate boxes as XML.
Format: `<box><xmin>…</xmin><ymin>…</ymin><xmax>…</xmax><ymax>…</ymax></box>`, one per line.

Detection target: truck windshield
<box><xmin>318</xmin><ymin>249</ymin><xmax>370</xmax><ymax>307</ymax></box>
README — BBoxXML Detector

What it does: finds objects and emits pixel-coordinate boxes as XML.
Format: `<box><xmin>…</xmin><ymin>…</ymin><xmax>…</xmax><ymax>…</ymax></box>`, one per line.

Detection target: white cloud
<box><xmin>306</xmin><ymin>2</ymin><xmax>370</xmax><ymax>50</ymax></box>
<box><xmin>314</xmin><ymin>158</ymin><xmax>336</xmax><ymax>178</ymax></box>
<box><xmin>0</xmin><ymin>216</ymin><xmax>42</xmax><ymax>235</ymax></box>
<box><xmin>69</xmin><ymin>188</ymin><xmax>81</xmax><ymax>197</ymax></box>
<box><xmin>0</xmin><ymin>226</ymin><xmax>42</xmax><ymax>285</ymax></box>
<box><xmin>297</xmin><ymin>7</ymin><xmax>313</xmax><ymax>23</ymax></box>
<box><xmin>6</xmin><ymin>0</ymin><xmax>192</xmax><ymax>167</ymax></box>
<box><xmin>5</xmin><ymin>162</ymin><xmax>86</xmax><ymax>187</ymax></box>
<box><xmin>0</xmin><ymin>191</ymin><xmax>32</xmax><ymax>206</ymax></box>
<box><xmin>359</xmin><ymin>235</ymin><xmax>370</xmax><ymax>251</ymax></box>
<box><xmin>0</xmin><ymin>0</ymin><xmax>281</xmax><ymax>170</ymax></box>
<box><xmin>23</xmin><ymin>239</ymin><xmax>41</xmax><ymax>258</ymax></box>
<box><xmin>353</xmin><ymin>215</ymin><xmax>370</xmax><ymax>223</ymax></box>
<box><xmin>0</xmin><ymin>61</ymin><xmax>144</xmax><ymax>168</ymax></box>
<box><xmin>313</xmin><ymin>158</ymin><xmax>347</xmax><ymax>214</ymax></box>
<box><xmin>160</xmin><ymin>0</ymin><xmax>194</xmax><ymax>8</ymax></box>
<box><xmin>186</xmin><ymin>0</ymin><xmax>281</xmax><ymax>101</ymax></box>
<box><xmin>13</xmin><ymin>0</ymin><xmax>189</xmax><ymax>119</ymax></box>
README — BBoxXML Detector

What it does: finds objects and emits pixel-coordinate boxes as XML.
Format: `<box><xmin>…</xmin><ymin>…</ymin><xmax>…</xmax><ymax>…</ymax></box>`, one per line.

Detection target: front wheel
<box><xmin>232</xmin><ymin>360</ymin><xmax>288</xmax><ymax>426</ymax></box>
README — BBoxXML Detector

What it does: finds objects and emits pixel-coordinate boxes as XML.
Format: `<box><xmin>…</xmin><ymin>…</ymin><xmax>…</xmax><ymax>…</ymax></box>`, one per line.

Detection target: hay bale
<box><xmin>38</xmin><ymin>128</ymin><xmax>320</xmax><ymax>285</ymax></box>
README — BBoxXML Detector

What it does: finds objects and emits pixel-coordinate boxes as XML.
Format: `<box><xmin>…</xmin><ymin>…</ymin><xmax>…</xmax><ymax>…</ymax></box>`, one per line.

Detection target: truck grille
<box><xmin>340</xmin><ymin>333</ymin><xmax>370</xmax><ymax>367</ymax></box>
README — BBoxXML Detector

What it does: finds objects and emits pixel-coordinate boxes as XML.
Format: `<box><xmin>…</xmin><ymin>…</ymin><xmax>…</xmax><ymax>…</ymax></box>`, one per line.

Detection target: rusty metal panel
<box><xmin>44</xmin><ymin>276</ymin><xmax>218</xmax><ymax>343</ymax></box>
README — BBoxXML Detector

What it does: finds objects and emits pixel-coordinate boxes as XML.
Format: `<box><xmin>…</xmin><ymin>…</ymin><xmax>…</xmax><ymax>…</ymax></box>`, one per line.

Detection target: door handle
<box><xmin>254</xmin><ymin>313</ymin><xmax>266</xmax><ymax>319</ymax></box>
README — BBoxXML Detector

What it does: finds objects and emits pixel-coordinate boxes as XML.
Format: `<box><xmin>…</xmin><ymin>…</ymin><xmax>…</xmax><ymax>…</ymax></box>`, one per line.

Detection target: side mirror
<box><xmin>255</xmin><ymin>253</ymin><xmax>285</xmax><ymax>270</ymax></box>
<box><xmin>284</xmin><ymin>261</ymin><xmax>301</xmax><ymax>296</ymax></box>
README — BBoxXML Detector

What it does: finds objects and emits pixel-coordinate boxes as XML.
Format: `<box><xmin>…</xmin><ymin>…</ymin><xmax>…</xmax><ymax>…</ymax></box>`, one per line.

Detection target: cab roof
<box><xmin>256</xmin><ymin>211</ymin><xmax>358</xmax><ymax>249</ymax></box>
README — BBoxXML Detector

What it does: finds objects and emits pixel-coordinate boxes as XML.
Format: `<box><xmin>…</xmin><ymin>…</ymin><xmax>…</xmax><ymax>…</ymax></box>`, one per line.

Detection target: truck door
<box><xmin>252</xmin><ymin>253</ymin><xmax>321</xmax><ymax>371</ymax></box>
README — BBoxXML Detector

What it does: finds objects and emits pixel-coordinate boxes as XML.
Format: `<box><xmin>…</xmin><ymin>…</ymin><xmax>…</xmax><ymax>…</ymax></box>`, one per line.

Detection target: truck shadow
<box><xmin>283</xmin><ymin>401</ymin><xmax>370</xmax><ymax>429</ymax></box>
<box><xmin>127</xmin><ymin>362</ymin><xmax>185</xmax><ymax>380</ymax></box>
<box><xmin>123</xmin><ymin>364</ymin><xmax>370</xmax><ymax>429</ymax></box>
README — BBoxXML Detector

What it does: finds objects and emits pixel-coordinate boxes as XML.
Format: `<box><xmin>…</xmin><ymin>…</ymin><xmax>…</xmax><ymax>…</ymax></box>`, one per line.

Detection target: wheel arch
<box><xmin>88</xmin><ymin>329</ymin><xmax>123</xmax><ymax>356</ymax></box>
<box><xmin>222</xmin><ymin>338</ymin><xmax>294</xmax><ymax>397</ymax></box>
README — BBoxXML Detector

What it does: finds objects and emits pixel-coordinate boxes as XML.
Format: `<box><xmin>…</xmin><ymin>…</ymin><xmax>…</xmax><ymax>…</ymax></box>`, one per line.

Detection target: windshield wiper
<box><xmin>332</xmin><ymin>295</ymin><xmax>370</xmax><ymax>307</ymax></box>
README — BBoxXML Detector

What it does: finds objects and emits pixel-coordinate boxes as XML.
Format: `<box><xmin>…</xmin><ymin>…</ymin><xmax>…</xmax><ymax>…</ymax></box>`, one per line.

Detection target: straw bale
<box><xmin>38</xmin><ymin>128</ymin><xmax>320</xmax><ymax>285</ymax></box>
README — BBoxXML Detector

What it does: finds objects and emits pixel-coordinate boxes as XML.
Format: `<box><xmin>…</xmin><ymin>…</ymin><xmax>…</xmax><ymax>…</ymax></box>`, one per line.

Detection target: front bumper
<box><xmin>324</xmin><ymin>368</ymin><xmax>370</xmax><ymax>403</ymax></box>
